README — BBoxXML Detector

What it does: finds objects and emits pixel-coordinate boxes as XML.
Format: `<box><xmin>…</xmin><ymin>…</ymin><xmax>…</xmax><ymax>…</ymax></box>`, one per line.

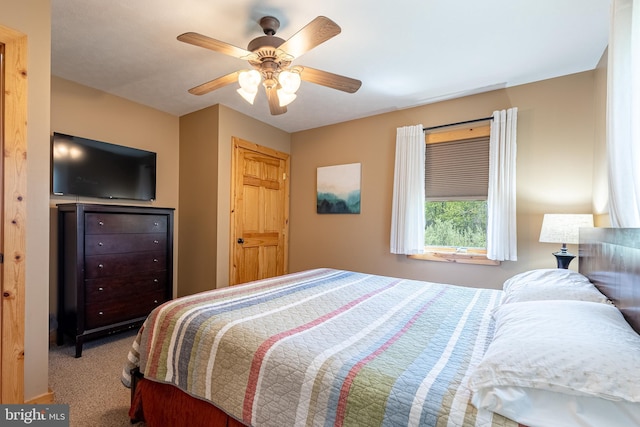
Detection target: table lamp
<box><xmin>539</xmin><ymin>214</ymin><xmax>594</xmax><ymax>269</ymax></box>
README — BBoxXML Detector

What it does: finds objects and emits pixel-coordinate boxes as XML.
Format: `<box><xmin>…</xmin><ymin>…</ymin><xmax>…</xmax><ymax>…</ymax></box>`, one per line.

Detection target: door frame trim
<box><xmin>0</xmin><ymin>24</ymin><xmax>28</xmax><ymax>404</ymax></box>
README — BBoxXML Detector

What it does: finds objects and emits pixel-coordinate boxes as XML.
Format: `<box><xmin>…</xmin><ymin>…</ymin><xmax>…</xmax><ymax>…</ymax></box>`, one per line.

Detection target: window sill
<box><xmin>409</xmin><ymin>249</ymin><xmax>500</xmax><ymax>265</ymax></box>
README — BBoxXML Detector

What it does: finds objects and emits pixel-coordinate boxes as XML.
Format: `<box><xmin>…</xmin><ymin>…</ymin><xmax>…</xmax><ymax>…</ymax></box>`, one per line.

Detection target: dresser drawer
<box><xmin>85</xmin><ymin>251</ymin><xmax>166</xmax><ymax>279</ymax></box>
<box><xmin>85</xmin><ymin>291</ymin><xmax>166</xmax><ymax>329</ymax></box>
<box><xmin>85</xmin><ymin>233</ymin><xmax>166</xmax><ymax>255</ymax></box>
<box><xmin>85</xmin><ymin>213</ymin><xmax>168</xmax><ymax>234</ymax></box>
<box><xmin>85</xmin><ymin>272</ymin><xmax>167</xmax><ymax>304</ymax></box>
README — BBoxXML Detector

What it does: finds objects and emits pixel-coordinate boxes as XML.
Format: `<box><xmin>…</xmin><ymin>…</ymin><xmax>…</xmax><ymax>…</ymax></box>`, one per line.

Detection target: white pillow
<box><xmin>472</xmin><ymin>386</ymin><xmax>640</xmax><ymax>427</ymax></box>
<box><xmin>468</xmin><ymin>300</ymin><xmax>640</xmax><ymax>426</ymax></box>
<box><xmin>501</xmin><ymin>268</ymin><xmax>609</xmax><ymax>304</ymax></box>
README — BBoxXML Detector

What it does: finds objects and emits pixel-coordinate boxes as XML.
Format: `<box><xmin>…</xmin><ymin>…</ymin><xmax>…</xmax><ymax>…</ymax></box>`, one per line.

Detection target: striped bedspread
<box><xmin>122</xmin><ymin>268</ymin><xmax>518</xmax><ymax>427</ymax></box>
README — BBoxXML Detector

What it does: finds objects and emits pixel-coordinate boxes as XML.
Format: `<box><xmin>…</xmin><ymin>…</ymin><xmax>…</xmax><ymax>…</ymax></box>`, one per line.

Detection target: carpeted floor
<box><xmin>49</xmin><ymin>329</ymin><xmax>145</xmax><ymax>427</ymax></box>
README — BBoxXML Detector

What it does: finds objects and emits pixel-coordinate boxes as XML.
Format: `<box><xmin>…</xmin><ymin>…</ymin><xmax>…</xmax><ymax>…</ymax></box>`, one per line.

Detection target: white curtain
<box><xmin>390</xmin><ymin>125</ymin><xmax>425</xmax><ymax>254</ymax></box>
<box><xmin>486</xmin><ymin>108</ymin><xmax>518</xmax><ymax>261</ymax></box>
<box><xmin>607</xmin><ymin>0</ymin><xmax>640</xmax><ymax>227</ymax></box>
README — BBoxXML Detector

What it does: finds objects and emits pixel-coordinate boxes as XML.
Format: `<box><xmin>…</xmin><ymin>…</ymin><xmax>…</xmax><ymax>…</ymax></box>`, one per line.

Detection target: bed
<box><xmin>122</xmin><ymin>228</ymin><xmax>640</xmax><ymax>427</ymax></box>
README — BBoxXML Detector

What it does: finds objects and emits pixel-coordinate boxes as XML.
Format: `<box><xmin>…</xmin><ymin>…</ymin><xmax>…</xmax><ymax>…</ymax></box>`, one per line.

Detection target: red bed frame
<box><xmin>130</xmin><ymin>368</ymin><xmax>246</xmax><ymax>427</ymax></box>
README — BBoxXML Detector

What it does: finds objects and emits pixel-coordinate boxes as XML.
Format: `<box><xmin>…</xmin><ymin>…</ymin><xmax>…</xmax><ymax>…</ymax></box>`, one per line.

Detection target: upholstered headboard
<box><xmin>579</xmin><ymin>228</ymin><xmax>640</xmax><ymax>334</ymax></box>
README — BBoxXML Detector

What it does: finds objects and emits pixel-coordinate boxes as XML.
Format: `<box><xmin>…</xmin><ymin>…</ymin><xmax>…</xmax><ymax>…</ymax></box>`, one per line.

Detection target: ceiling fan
<box><xmin>177</xmin><ymin>16</ymin><xmax>362</xmax><ymax>115</ymax></box>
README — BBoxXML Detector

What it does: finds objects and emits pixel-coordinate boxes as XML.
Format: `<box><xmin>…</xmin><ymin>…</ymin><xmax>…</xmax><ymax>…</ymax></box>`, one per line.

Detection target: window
<box><xmin>410</xmin><ymin>125</ymin><xmax>499</xmax><ymax>265</ymax></box>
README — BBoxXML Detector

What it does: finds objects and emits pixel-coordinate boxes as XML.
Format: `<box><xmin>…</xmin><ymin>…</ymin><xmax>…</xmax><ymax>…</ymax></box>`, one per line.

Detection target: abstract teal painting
<box><xmin>317</xmin><ymin>163</ymin><xmax>361</xmax><ymax>214</ymax></box>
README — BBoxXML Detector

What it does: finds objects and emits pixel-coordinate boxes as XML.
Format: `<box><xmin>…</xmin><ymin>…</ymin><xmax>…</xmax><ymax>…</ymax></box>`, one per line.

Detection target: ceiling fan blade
<box><xmin>300</xmin><ymin>67</ymin><xmax>362</xmax><ymax>93</ymax></box>
<box><xmin>279</xmin><ymin>16</ymin><xmax>341</xmax><ymax>58</ymax></box>
<box><xmin>177</xmin><ymin>32</ymin><xmax>252</xmax><ymax>59</ymax></box>
<box><xmin>265</xmin><ymin>86</ymin><xmax>287</xmax><ymax>115</ymax></box>
<box><xmin>188</xmin><ymin>71</ymin><xmax>239</xmax><ymax>96</ymax></box>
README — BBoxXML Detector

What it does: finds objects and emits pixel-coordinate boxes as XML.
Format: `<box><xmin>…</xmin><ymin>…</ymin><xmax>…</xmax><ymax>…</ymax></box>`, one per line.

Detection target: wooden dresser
<box><xmin>57</xmin><ymin>203</ymin><xmax>174</xmax><ymax>357</ymax></box>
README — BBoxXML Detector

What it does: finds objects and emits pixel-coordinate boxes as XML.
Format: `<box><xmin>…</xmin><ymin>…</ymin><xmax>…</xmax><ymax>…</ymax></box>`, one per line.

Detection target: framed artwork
<box><xmin>317</xmin><ymin>163</ymin><xmax>361</xmax><ymax>214</ymax></box>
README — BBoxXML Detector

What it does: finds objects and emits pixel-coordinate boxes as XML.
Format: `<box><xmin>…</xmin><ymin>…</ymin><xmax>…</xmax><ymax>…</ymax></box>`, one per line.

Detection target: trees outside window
<box><xmin>425</xmin><ymin>200</ymin><xmax>487</xmax><ymax>249</ymax></box>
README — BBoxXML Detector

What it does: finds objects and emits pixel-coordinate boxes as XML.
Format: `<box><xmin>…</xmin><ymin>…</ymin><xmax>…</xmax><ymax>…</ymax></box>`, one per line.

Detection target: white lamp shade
<box><xmin>236</xmin><ymin>87</ymin><xmax>257</xmax><ymax>104</ymax></box>
<box><xmin>539</xmin><ymin>214</ymin><xmax>594</xmax><ymax>245</ymax></box>
<box><xmin>278</xmin><ymin>70</ymin><xmax>301</xmax><ymax>94</ymax></box>
<box><xmin>237</xmin><ymin>70</ymin><xmax>261</xmax><ymax>104</ymax></box>
<box><xmin>238</xmin><ymin>70</ymin><xmax>261</xmax><ymax>90</ymax></box>
<box><xmin>277</xmin><ymin>89</ymin><xmax>297</xmax><ymax>107</ymax></box>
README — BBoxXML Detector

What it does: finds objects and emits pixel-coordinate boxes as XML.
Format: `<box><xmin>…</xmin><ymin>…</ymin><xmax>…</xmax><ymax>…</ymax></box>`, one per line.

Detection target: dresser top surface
<box><xmin>57</xmin><ymin>203</ymin><xmax>175</xmax><ymax>214</ymax></box>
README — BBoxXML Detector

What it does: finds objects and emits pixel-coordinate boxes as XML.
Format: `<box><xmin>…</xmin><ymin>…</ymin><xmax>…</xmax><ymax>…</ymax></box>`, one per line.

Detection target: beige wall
<box><xmin>178</xmin><ymin>104</ymin><xmax>290</xmax><ymax>293</ymax></box>
<box><xmin>592</xmin><ymin>49</ymin><xmax>610</xmax><ymax>226</ymax></box>
<box><xmin>1</xmin><ymin>0</ymin><xmax>51</xmax><ymax>401</ymax></box>
<box><xmin>49</xmin><ymin>77</ymin><xmax>180</xmax><ymax>310</ymax></box>
<box><xmin>290</xmin><ymin>71</ymin><xmax>600</xmax><ymax>289</ymax></box>
<box><xmin>178</xmin><ymin>105</ymin><xmax>220</xmax><ymax>296</ymax></box>
<box><xmin>50</xmin><ymin>77</ymin><xmax>180</xmax><ymax>209</ymax></box>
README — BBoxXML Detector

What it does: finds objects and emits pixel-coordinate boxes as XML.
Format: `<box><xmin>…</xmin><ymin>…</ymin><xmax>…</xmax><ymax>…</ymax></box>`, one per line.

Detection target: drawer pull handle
<box><xmin>98</xmin><ymin>264</ymin><xmax>104</xmax><ymax>269</ymax></box>
<box><xmin>98</xmin><ymin>311</ymin><xmax>104</xmax><ymax>316</ymax></box>
<box><xmin>154</xmin><ymin>300</ymin><xmax>159</xmax><ymax>304</ymax></box>
<box><xmin>153</xmin><ymin>258</ymin><xmax>158</xmax><ymax>263</ymax></box>
<box><xmin>153</xmin><ymin>279</ymin><xmax>159</xmax><ymax>283</ymax></box>
<box><xmin>98</xmin><ymin>287</ymin><xmax>104</xmax><ymax>292</ymax></box>
<box><xmin>154</xmin><ymin>222</ymin><xmax>159</xmax><ymax>227</ymax></box>
<box><xmin>154</xmin><ymin>240</ymin><xmax>159</xmax><ymax>244</ymax></box>
<box><xmin>98</xmin><ymin>221</ymin><xmax>104</xmax><ymax>226</ymax></box>
<box><xmin>98</xmin><ymin>242</ymin><xmax>104</xmax><ymax>246</ymax></box>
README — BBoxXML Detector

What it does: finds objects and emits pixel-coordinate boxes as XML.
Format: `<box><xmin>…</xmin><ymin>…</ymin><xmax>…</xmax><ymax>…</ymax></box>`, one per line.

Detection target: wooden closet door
<box><xmin>230</xmin><ymin>138</ymin><xmax>289</xmax><ymax>286</ymax></box>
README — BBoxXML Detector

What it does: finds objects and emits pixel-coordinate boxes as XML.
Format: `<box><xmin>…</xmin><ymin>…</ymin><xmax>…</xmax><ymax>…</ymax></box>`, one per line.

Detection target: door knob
<box><xmin>237</xmin><ymin>238</ymin><xmax>244</xmax><ymax>244</ymax></box>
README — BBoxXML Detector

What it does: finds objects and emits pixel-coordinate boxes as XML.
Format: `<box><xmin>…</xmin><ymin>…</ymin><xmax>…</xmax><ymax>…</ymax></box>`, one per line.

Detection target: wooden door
<box><xmin>0</xmin><ymin>26</ymin><xmax>28</xmax><ymax>404</ymax></box>
<box><xmin>230</xmin><ymin>138</ymin><xmax>289</xmax><ymax>285</ymax></box>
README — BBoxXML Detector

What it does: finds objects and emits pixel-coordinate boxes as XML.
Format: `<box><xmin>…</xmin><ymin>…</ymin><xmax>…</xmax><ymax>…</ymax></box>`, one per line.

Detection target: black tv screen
<box><xmin>52</xmin><ymin>132</ymin><xmax>157</xmax><ymax>201</ymax></box>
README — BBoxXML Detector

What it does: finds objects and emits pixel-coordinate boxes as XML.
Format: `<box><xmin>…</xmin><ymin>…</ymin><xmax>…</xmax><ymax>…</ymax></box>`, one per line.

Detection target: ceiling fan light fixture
<box><xmin>238</xmin><ymin>69</ymin><xmax>261</xmax><ymax>90</ymax></box>
<box><xmin>237</xmin><ymin>87</ymin><xmax>258</xmax><ymax>104</ymax></box>
<box><xmin>277</xmin><ymin>90</ymin><xmax>297</xmax><ymax>107</ymax></box>
<box><xmin>278</xmin><ymin>70</ymin><xmax>301</xmax><ymax>94</ymax></box>
<box><xmin>237</xmin><ymin>69</ymin><xmax>261</xmax><ymax>104</ymax></box>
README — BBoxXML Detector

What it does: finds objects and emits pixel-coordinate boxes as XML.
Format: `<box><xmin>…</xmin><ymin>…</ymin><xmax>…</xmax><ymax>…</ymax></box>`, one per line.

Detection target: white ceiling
<box><xmin>51</xmin><ymin>0</ymin><xmax>610</xmax><ymax>133</ymax></box>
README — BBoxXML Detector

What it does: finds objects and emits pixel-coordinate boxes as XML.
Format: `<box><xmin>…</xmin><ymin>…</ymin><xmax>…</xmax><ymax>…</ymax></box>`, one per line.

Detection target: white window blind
<box><xmin>425</xmin><ymin>136</ymin><xmax>489</xmax><ymax>200</ymax></box>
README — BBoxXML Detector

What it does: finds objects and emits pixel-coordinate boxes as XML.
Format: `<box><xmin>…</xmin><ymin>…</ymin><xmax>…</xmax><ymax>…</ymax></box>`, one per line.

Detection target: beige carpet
<box><xmin>49</xmin><ymin>329</ymin><xmax>145</xmax><ymax>427</ymax></box>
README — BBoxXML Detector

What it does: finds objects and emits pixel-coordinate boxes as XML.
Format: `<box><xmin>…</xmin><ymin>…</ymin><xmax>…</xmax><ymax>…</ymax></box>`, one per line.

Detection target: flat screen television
<box><xmin>52</xmin><ymin>132</ymin><xmax>157</xmax><ymax>201</ymax></box>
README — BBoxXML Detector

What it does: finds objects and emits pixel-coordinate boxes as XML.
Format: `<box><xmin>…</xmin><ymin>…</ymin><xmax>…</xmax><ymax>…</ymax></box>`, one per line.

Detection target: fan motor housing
<box><xmin>247</xmin><ymin>35</ymin><xmax>285</xmax><ymax>52</ymax></box>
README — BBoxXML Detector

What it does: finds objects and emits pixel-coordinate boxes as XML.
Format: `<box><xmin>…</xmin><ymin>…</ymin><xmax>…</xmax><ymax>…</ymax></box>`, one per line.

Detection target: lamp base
<box><xmin>552</xmin><ymin>251</ymin><xmax>576</xmax><ymax>269</ymax></box>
